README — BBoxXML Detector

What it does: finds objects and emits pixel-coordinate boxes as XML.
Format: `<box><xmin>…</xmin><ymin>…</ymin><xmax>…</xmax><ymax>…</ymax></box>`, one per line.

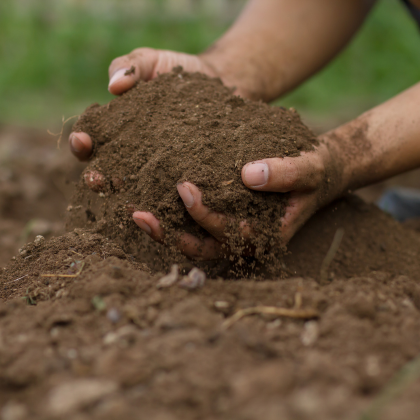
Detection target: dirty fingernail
<box><xmin>133</xmin><ymin>216</ymin><xmax>152</xmax><ymax>235</ymax></box>
<box><xmin>108</xmin><ymin>68</ymin><xmax>131</xmax><ymax>89</ymax></box>
<box><xmin>69</xmin><ymin>133</ymin><xmax>83</xmax><ymax>153</ymax></box>
<box><xmin>244</xmin><ymin>162</ymin><xmax>269</xmax><ymax>187</ymax></box>
<box><xmin>177</xmin><ymin>183</ymin><xmax>194</xmax><ymax>208</ymax></box>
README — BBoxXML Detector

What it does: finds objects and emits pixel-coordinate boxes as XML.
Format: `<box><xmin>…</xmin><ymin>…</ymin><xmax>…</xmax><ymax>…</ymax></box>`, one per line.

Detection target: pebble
<box><xmin>301</xmin><ymin>321</ymin><xmax>319</xmax><ymax>346</ymax></box>
<box><xmin>107</xmin><ymin>308</ymin><xmax>121</xmax><ymax>323</ymax></box>
<box><xmin>214</xmin><ymin>301</ymin><xmax>230</xmax><ymax>310</ymax></box>
<box><xmin>179</xmin><ymin>267</ymin><xmax>206</xmax><ymax>289</ymax></box>
<box><xmin>156</xmin><ymin>264</ymin><xmax>179</xmax><ymax>288</ymax></box>
<box><xmin>34</xmin><ymin>235</ymin><xmax>45</xmax><ymax>245</ymax></box>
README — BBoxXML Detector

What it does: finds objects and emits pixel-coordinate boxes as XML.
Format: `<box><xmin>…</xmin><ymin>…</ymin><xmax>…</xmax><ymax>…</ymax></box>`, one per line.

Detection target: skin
<box><xmin>69</xmin><ymin>0</ymin><xmax>420</xmax><ymax>260</ymax></box>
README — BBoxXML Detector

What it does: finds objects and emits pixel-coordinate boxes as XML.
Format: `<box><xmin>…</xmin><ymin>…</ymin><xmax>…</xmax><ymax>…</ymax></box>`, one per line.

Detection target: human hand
<box><xmin>130</xmin><ymin>141</ymin><xmax>343</xmax><ymax>259</ymax></box>
<box><xmin>69</xmin><ymin>47</ymin><xmax>220</xmax><ymax>161</ymax></box>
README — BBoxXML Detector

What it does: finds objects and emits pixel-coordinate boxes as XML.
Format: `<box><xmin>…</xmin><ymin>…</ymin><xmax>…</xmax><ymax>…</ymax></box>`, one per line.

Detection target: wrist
<box><xmin>316</xmin><ymin>134</ymin><xmax>350</xmax><ymax>204</ymax></box>
<box><xmin>199</xmin><ymin>47</ymin><xmax>279</xmax><ymax>102</ymax></box>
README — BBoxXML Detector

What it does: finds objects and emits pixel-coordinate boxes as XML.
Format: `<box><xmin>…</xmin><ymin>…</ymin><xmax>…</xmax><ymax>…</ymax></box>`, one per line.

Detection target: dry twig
<box><xmin>70</xmin><ymin>250</ymin><xmax>83</xmax><ymax>257</ymax></box>
<box><xmin>221</xmin><ymin>305</ymin><xmax>319</xmax><ymax>331</ymax></box>
<box><xmin>320</xmin><ymin>227</ymin><xmax>344</xmax><ymax>283</ymax></box>
<box><xmin>41</xmin><ymin>262</ymin><xmax>85</xmax><ymax>278</ymax></box>
<box><xmin>7</xmin><ymin>274</ymin><xmax>28</xmax><ymax>284</ymax></box>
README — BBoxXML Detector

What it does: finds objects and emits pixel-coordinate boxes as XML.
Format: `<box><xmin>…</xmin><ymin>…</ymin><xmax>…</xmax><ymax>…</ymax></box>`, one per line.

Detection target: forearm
<box><xmin>322</xmin><ymin>82</ymin><xmax>420</xmax><ymax>194</ymax></box>
<box><xmin>200</xmin><ymin>0</ymin><xmax>375</xmax><ymax>102</ymax></box>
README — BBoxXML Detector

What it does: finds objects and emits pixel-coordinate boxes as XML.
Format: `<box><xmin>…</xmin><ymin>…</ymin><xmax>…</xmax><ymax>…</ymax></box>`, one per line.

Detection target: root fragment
<box><xmin>221</xmin><ymin>305</ymin><xmax>319</xmax><ymax>331</ymax></box>
<box><xmin>41</xmin><ymin>262</ymin><xmax>85</xmax><ymax>278</ymax></box>
<box><xmin>47</xmin><ymin>115</ymin><xmax>78</xmax><ymax>149</ymax></box>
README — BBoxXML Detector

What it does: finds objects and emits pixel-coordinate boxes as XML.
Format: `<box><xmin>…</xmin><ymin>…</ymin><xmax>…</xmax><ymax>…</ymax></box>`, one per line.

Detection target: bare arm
<box><xmin>201</xmin><ymin>0</ymin><xmax>376</xmax><ymax>101</ymax></box>
<box><xmin>70</xmin><ymin>0</ymin><xmax>376</xmax><ymax>158</ymax></box>
<box><xmin>324</xmin><ymin>82</ymin><xmax>420</xmax><ymax>194</ymax></box>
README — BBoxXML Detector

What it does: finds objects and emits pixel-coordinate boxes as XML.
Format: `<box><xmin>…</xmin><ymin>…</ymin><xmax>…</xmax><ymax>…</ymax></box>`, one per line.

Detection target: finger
<box><xmin>84</xmin><ymin>170</ymin><xmax>106</xmax><ymax>192</ymax></box>
<box><xmin>132</xmin><ymin>211</ymin><xmax>222</xmax><ymax>260</ymax></box>
<box><xmin>241</xmin><ymin>152</ymin><xmax>324</xmax><ymax>193</ymax></box>
<box><xmin>279</xmin><ymin>194</ymin><xmax>318</xmax><ymax>245</ymax></box>
<box><xmin>177</xmin><ymin>234</ymin><xmax>223</xmax><ymax>260</ymax></box>
<box><xmin>108</xmin><ymin>48</ymin><xmax>159</xmax><ymax>95</ymax></box>
<box><xmin>177</xmin><ymin>182</ymin><xmax>253</xmax><ymax>242</ymax></box>
<box><xmin>132</xmin><ymin>211</ymin><xmax>164</xmax><ymax>243</ymax></box>
<box><xmin>69</xmin><ymin>132</ymin><xmax>93</xmax><ymax>161</ymax></box>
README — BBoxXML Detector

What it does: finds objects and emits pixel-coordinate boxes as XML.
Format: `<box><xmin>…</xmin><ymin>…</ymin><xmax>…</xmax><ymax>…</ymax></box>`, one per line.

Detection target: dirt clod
<box><xmin>71</xmin><ymin>69</ymin><xmax>317</xmax><ymax>271</ymax></box>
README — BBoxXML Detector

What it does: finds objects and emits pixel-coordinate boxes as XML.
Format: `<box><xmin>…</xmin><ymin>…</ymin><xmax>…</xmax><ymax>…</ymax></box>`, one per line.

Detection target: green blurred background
<box><xmin>1</xmin><ymin>0</ymin><xmax>419</xmax><ymax>129</ymax></box>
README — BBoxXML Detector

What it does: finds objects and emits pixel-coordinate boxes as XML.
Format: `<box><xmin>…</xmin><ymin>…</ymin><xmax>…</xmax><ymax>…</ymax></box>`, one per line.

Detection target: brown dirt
<box><xmin>71</xmin><ymin>68</ymin><xmax>317</xmax><ymax>269</ymax></box>
<box><xmin>1</xmin><ymin>227</ymin><xmax>420</xmax><ymax>420</ymax></box>
<box><xmin>0</xmin><ymin>124</ymin><xmax>85</xmax><ymax>268</ymax></box>
<box><xmin>1</xmin><ymin>72</ymin><xmax>420</xmax><ymax>419</ymax></box>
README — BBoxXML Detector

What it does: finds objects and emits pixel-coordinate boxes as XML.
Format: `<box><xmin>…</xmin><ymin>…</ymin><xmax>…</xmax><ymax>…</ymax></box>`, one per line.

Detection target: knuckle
<box><xmin>192</xmin><ymin>209</ymin><xmax>211</xmax><ymax>225</ymax></box>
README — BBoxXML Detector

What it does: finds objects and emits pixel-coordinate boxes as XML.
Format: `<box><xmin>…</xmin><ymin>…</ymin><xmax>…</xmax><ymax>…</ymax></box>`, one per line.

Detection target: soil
<box><xmin>1</xmin><ymin>71</ymin><xmax>420</xmax><ymax>419</ymax></box>
<box><xmin>71</xmin><ymin>68</ymin><xmax>317</xmax><ymax>269</ymax></box>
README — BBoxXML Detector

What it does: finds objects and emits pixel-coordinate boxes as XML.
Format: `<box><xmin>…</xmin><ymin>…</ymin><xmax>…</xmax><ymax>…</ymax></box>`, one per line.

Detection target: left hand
<box><xmin>131</xmin><ymin>141</ymin><xmax>343</xmax><ymax>259</ymax></box>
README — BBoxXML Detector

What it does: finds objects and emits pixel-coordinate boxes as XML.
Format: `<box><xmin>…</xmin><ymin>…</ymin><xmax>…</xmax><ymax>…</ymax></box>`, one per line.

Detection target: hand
<box><xmin>131</xmin><ymin>141</ymin><xmax>343</xmax><ymax>259</ymax></box>
<box><xmin>69</xmin><ymin>47</ymin><xmax>220</xmax><ymax>161</ymax></box>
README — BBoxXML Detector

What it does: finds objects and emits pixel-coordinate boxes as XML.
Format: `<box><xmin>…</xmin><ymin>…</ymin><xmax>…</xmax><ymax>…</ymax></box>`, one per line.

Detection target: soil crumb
<box><xmin>71</xmin><ymin>68</ymin><xmax>317</xmax><ymax>272</ymax></box>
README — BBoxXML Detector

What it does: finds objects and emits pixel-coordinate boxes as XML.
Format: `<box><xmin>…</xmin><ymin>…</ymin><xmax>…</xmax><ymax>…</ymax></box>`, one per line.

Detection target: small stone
<box><xmin>107</xmin><ymin>308</ymin><xmax>121</xmax><ymax>324</ymax></box>
<box><xmin>214</xmin><ymin>301</ymin><xmax>230</xmax><ymax>309</ymax></box>
<box><xmin>18</xmin><ymin>248</ymin><xmax>27</xmax><ymax>257</ymax></box>
<box><xmin>179</xmin><ymin>267</ymin><xmax>206</xmax><ymax>290</ymax></box>
<box><xmin>67</xmin><ymin>349</ymin><xmax>78</xmax><ymax>359</ymax></box>
<box><xmin>301</xmin><ymin>321</ymin><xmax>319</xmax><ymax>346</ymax></box>
<box><xmin>103</xmin><ymin>325</ymin><xmax>137</xmax><ymax>346</ymax></box>
<box><xmin>156</xmin><ymin>264</ymin><xmax>179</xmax><ymax>288</ymax></box>
<box><xmin>99</xmin><ymin>192</ymin><xmax>105</xmax><ymax>198</ymax></box>
<box><xmin>34</xmin><ymin>235</ymin><xmax>45</xmax><ymax>245</ymax></box>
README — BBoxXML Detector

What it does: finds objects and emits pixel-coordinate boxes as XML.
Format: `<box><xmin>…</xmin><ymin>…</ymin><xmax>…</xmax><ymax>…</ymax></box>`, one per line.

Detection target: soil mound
<box><xmin>71</xmin><ymin>68</ymin><xmax>317</xmax><ymax>267</ymax></box>
<box><xmin>2</xmin><ymin>115</ymin><xmax>420</xmax><ymax>419</ymax></box>
<box><xmin>2</xmin><ymin>231</ymin><xmax>420</xmax><ymax>420</ymax></box>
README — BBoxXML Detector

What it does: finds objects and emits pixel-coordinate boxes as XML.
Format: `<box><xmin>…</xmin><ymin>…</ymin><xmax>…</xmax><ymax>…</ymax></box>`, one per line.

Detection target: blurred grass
<box><xmin>0</xmin><ymin>0</ymin><xmax>419</xmax><ymax>127</ymax></box>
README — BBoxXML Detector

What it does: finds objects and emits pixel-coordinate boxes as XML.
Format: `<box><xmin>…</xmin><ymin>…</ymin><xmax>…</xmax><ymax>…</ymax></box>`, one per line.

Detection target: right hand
<box><xmin>69</xmin><ymin>47</ymin><xmax>219</xmax><ymax>161</ymax></box>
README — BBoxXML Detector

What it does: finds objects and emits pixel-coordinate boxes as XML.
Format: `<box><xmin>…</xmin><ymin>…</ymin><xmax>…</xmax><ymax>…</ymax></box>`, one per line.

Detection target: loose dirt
<box><xmin>71</xmin><ymin>68</ymin><xmax>317</xmax><ymax>271</ymax></box>
<box><xmin>1</xmin><ymin>70</ymin><xmax>420</xmax><ymax>420</ymax></box>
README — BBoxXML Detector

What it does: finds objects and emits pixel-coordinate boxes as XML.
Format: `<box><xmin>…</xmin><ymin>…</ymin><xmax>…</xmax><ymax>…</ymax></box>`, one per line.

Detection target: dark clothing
<box><xmin>378</xmin><ymin>188</ymin><xmax>420</xmax><ymax>222</ymax></box>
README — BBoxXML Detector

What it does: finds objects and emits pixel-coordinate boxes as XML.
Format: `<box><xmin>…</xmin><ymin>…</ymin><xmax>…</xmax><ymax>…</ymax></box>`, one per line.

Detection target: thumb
<box><xmin>108</xmin><ymin>48</ymin><xmax>159</xmax><ymax>95</ymax></box>
<box><xmin>241</xmin><ymin>153</ymin><xmax>324</xmax><ymax>193</ymax></box>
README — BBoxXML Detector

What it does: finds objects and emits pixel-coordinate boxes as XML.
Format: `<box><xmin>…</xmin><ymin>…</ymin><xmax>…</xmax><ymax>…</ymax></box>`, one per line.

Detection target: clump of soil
<box><xmin>71</xmin><ymin>68</ymin><xmax>317</xmax><ymax>268</ymax></box>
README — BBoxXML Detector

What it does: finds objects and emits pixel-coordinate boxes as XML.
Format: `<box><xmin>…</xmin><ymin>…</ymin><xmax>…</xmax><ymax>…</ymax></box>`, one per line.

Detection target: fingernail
<box><xmin>177</xmin><ymin>183</ymin><xmax>194</xmax><ymax>208</ymax></box>
<box><xmin>133</xmin><ymin>216</ymin><xmax>152</xmax><ymax>235</ymax></box>
<box><xmin>244</xmin><ymin>162</ymin><xmax>269</xmax><ymax>187</ymax></box>
<box><xmin>69</xmin><ymin>134</ymin><xmax>83</xmax><ymax>153</ymax></box>
<box><xmin>108</xmin><ymin>68</ymin><xmax>131</xmax><ymax>89</ymax></box>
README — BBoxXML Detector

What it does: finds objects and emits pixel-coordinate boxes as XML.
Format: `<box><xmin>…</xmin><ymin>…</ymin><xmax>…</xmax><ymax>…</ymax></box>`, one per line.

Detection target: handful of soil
<box><xmin>72</xmin><ymin>68</ymin><xmax>317</xmax><ymax>266</ymax></box>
